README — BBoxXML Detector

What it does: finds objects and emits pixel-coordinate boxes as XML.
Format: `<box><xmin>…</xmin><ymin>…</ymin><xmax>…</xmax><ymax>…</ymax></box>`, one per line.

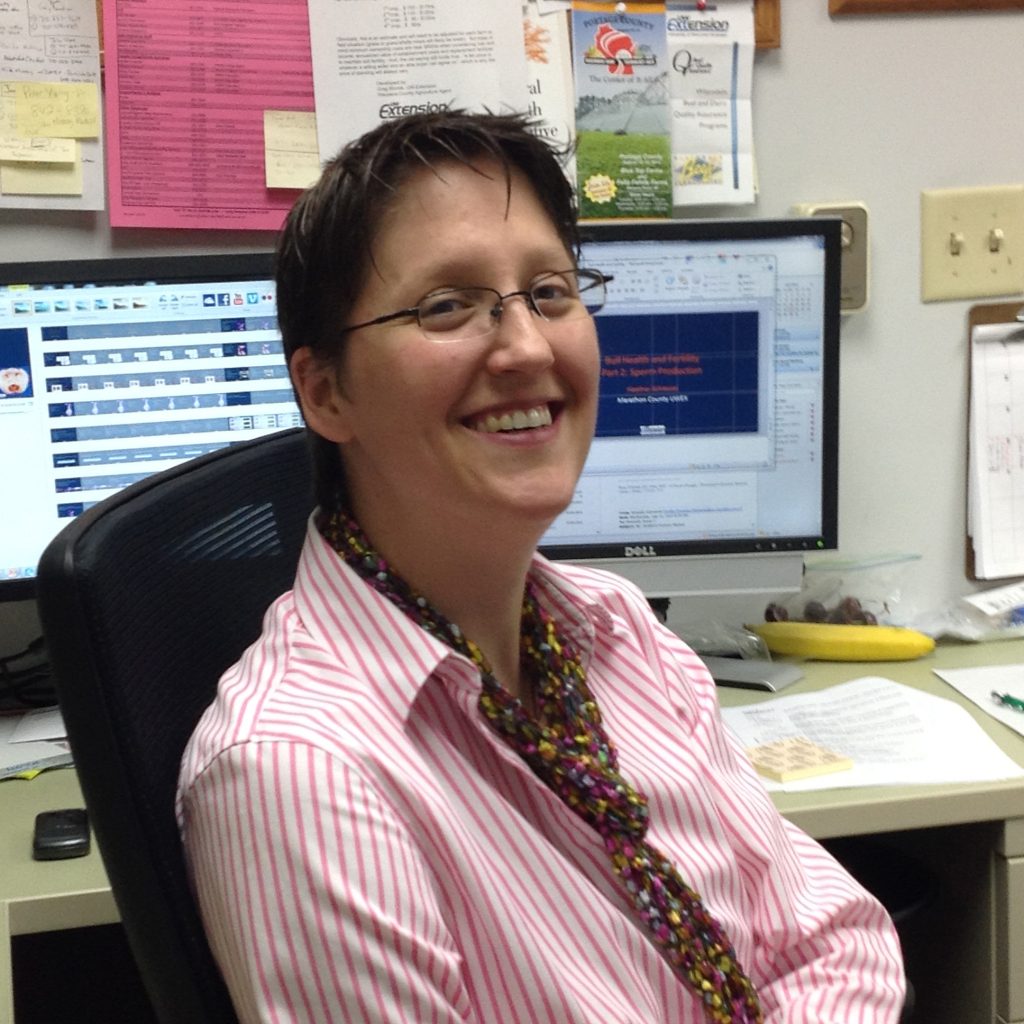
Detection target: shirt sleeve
<box><xmin>180</xmin><ymin>739</ymin><xmax>478</xmax><ymax>1024</ymax></box>
<box><xmin>655</xmin><ymin>631</ymin><xmax>908</xmax><ymax>1023</ymax></box>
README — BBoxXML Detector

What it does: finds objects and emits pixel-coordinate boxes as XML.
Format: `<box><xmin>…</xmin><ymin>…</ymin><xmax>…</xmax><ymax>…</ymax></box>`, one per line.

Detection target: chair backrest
<box><xmin>36</xmin><ymin>427</ymin><xmax>313</xmax><ymax>1024</ymax></box>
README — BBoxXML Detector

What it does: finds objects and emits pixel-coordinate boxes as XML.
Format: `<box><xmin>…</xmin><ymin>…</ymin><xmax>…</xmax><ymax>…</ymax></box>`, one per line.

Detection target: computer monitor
<box><xmin>0</xmin><ymin>252</ymin><xmax>295</xmax><ymax>602</ymax></box>
<box><xmin>539</xmin><ymin>218</ymin><xmax>841</xmax><ymax>599</ymax></box>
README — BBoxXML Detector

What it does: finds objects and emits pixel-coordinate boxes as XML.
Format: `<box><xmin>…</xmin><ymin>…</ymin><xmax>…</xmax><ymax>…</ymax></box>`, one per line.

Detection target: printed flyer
<box><xmin>523</xmin><ymin>0</ymin><xmax>577</xmax><ymax>184</ymax></box>
<box><xmin>571</xmin><ymin>2</ymin><xmax>671</xmax><ymax>219</ymax></box>
<box><xmin>667</xmin><ymin>1</ymin><xmax>755</xmax><ymax>205</ymax></box>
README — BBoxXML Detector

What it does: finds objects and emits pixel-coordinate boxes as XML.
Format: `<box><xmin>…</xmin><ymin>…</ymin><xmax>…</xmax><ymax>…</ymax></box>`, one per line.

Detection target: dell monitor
<box><xmin>0</xmin><ymin>218</ymin><xmax>839</xmax><ymax>608</ymax></box>
<box><xmin>540</xmin><ymin>217</ymin><xmax>841</xmax><ymax>600</ymax></box>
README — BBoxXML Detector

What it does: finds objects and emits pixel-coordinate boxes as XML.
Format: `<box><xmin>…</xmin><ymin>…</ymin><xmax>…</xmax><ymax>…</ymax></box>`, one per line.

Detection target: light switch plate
<box><xmin>792</xmin><ymin>201</ymin><xmax>869</xmax><ymax>312</ymax></box>
<box><xmin>920</xmin><ymin>185</ymin><xmax>1024</xmax><ymax>302</ymax></box>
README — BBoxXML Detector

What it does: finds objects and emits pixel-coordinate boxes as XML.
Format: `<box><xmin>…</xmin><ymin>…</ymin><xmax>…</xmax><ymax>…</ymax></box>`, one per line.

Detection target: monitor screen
<box><xmin>0</xmin><ymin>252</ymin><xmax>298</xmax><ymax>601</ymax></box>
<box><xmin>539</xmin><ymin>218</ymin><xmax>841</xmax><ymax>599</ymax></box>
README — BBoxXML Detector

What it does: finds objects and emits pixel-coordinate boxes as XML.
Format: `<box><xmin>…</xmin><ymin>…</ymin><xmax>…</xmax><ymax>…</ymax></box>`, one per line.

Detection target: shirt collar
<box><xmin>290</xmin><ymin>518</ymin><xmax>616</xmax><ymax>722</ymax></box>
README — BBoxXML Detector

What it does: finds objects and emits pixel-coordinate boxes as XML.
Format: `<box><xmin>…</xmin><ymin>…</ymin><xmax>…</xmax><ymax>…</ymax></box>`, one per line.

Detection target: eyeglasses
<box><xmin>340</xmin><ymin>269</ymin><xmax>611</xmax><ymax>343</ymax></box>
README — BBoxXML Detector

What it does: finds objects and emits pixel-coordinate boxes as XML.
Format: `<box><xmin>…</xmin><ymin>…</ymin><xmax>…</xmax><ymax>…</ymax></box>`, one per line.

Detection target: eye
<box><xmin>417</xmin><ymin>289</ymin><xmax>480</xmax><ymax>331</ymax></box>
<box><xmin>531</xmin><ymin>273</ymin><xmax>578</xmax><ymax>317</ymax></box>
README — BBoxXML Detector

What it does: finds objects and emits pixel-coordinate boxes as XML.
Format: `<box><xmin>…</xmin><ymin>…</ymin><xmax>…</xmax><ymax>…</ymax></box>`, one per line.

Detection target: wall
<box><xmin>746</xmin><ymin>4</ymin><xmax>1024</xmax><ymax>628</ymax></box>
<box><xmin>2</xmin><ymin>3</ymin><xmax>1023</xmax><ymax>645</ymax></box>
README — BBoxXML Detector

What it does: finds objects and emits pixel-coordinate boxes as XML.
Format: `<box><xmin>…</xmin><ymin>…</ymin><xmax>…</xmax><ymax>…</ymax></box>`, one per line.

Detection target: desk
<box><xmin>0</xmin><ymin>768</ymin><xmax>118</xmax><ymax>1024</ymax></box>
<box><xmin>3</xmin><ymin>639</ymin><xmax>1024</xmax><ymax>1024</ymax></box>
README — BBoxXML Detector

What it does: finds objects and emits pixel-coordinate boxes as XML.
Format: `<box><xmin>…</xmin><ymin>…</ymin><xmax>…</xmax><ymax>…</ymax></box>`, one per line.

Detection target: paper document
<box><xmin>667</xmin><ymin>0</ymin><xmax>756</xmax><ymax>206</ymax></box>
<box><xmin>103</xmin><ymin>0</ymin><xmax>315</xmax><ymax>230</ymax></box>
<box><xmin>0</xmin><ymin>0</ymin><xmax>103</xmax><ymax>210</ymax></box>
<box><xmin>1</xmin><ymin>708</ymin><xmax>72</xmax><ymax>780</ymax></box>
<box><xmin>968</xmin><ymin>321</ymin><xmax>1024</xmax><ymax>578</ymax></box>
<box><xmin>935</xmin><ymin>663</ymin><xmax>1024</xmax><ymax>741</ymax></box>
<box><xmin>523</xmin><ymin>0</ymin><xmax>577</xmax><ymax>182</ymax></box>
<box><xmin>720</xmin><ymin>676</ymin><xmax>1024</xmax><ymax>792</ymax></box>
<box><xmin>307</xmin><ymin>0</ymin><xmax>529</xmax><ymax>166</ymax></box>
<box><xmin>11</xmin><ymin>705</ymin><xmax>67</xmax><ymax>744</ymax></box>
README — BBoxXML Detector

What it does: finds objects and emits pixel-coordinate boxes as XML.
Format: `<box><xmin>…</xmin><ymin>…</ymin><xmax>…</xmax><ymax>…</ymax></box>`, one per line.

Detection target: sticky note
<box><xmin>0</xmin><ymin>88</ymin><xmax>14</xmax><ymax>135</ymax></box>
<box><xmin>0</xmin><ymin>135</ymin><xmax>77</xmax><ymax>162</ymax></box>
<box><xmin>1</xmin><ymin>146</ymin><xmax>83</xmax><ymax>195</ymax></box>
<box><xmin>263</xmin><ymin>109</ymin><xmax>320</xmax><ymax>190</ymax></box>
<box><xmin>11</xmin><ymin>81</ymin><xmax>100</xmax><ymax>138</ymax></box>
<box><xmin>747</xmin><ymin>737</ymin><xmax>853</xmax><ymax>783</ymax></box>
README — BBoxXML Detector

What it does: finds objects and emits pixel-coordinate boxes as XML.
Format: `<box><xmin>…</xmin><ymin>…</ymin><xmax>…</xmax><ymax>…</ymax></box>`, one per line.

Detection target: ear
<box><xmin>289</xmin><ymin>346</ymin><xmax>355</xmax><ymax>443</ymax></box>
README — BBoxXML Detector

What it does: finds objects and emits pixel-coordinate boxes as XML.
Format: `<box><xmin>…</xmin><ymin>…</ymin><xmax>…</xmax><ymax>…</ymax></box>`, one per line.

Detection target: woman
<box><xmin>178</xmin><ymin>110</ymin><xmax>905</xmax><ymax>1023</ymax></box>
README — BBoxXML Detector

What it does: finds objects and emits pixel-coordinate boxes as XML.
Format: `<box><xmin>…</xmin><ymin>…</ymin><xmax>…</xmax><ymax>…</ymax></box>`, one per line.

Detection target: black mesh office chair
<box><xmin>35</xmin><ymin>428</ymin><xmax>313</xmax><ymax>1024</ymax></box>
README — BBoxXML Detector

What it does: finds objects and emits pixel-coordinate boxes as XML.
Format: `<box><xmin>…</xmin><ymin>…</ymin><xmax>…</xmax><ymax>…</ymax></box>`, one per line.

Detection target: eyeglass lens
<box><xmin>418</xmin><ymin>271</ymin><xmax>605</xmax><ymax>341</ymax></box>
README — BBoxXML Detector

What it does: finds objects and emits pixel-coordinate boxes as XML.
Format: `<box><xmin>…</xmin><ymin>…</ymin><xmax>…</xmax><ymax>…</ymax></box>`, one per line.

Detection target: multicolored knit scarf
<box><xmin>321</xmin><ymin>508</ymin><xmax>763</xmax><ymax>1024</ymax></box>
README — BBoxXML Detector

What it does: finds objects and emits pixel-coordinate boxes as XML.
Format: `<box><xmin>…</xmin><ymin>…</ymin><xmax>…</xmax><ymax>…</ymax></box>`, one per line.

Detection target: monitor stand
<box><xmin>699</xmin><ymin>655</ymin><xmax>804</xmax><ymax>693</ymax></box>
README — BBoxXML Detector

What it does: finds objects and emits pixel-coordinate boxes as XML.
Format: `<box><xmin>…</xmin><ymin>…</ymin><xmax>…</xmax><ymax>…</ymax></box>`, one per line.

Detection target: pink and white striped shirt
<box><xmin>177</xmin><ymin>523</ymin><xmax>905</xmax><ymax>1024</ymax></box>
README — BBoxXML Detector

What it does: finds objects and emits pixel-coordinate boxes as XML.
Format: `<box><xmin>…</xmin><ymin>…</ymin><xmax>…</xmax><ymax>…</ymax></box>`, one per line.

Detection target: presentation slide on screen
<box><xmin>595</xmin><ymin>309</ymin><xmax>760</xmax><ymax>439</ymax></box>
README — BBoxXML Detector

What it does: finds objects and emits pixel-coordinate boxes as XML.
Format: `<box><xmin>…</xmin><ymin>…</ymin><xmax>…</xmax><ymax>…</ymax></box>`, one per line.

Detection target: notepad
<box><xmin>968</xmin><ymin>317</ymin><xmax>1024</xmax><ymax>579</ymax></box>
<box><xmin>747</xmin><ymin>737</ymin><xmax>853</xmax><ymax>783</ymax></box>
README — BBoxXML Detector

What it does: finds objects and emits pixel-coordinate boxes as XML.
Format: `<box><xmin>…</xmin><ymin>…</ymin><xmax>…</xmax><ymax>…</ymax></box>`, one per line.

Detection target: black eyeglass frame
<box><xmin>339</xmin><ymin>268</ymin><xmax>613</xmax><ymax>338</ymax></box>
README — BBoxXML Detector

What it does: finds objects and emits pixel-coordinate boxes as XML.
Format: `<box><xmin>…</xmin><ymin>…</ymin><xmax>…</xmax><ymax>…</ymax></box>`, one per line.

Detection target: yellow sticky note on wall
<box><xmin>264</xmin><ymin>110</ymin><xmax>321</xmax><ymax>190</ymax></box>
<box><xmin>1</xmin><ymin>146</ymin><xmax>83</xmax><ymax>195</ymax></box>
<box><xmin>11</xmin><ymin>81</ymin><xmax>99</xmax><ymax>138</ymax></box>
<box><xmin>0</xmin><ymin>87</ymin><xmax>14</xmax><ymax>135</ymax></box>
<box><xmin>0</xmin><ymin>135</ymin><xmax>77</xmax><ymax>162</ymax></box>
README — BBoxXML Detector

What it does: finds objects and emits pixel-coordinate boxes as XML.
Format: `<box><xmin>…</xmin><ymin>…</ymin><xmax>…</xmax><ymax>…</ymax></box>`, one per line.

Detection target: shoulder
<box><xmin>533</xmin><ymin>555</ymin><xmax>671</xmax><ymax>642</ymax></box>
<box><xmin>533</xmin><ymin>555</ymin><xmax>718</xmax><ymax>717</ymax></box>
<box><xmin>533</xmin><ymin>554</ymin><xmax>650</xmax><ymax>610</ymax></box>
<box><xmin>178</xmin><ymin>585</ymin><xmax>396</xmax><ymax>793</ymax></box>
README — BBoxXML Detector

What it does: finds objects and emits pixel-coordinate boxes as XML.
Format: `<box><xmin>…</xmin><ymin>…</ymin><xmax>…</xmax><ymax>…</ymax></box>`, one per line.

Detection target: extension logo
<box><xmin>583</xmin><ymin>23</ymin><xmax>656</xmax><ymax>76</ymax></box>
<box><xmin>671</xmin><ymin>49</ymin><xmax>713</xmax><ymax>76</ymax></box>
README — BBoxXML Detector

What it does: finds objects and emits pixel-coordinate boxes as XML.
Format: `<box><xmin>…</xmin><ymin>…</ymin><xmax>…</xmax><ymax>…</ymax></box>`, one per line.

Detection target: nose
<box><xmin>486</xmin><ymin>293</ymin><xmax>555</xmax><ymax>373</ymax></box>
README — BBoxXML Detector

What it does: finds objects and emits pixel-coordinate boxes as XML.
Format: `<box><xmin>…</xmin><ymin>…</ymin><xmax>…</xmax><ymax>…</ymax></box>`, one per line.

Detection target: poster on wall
<box><xmin>667</xmin><ymin>0</ymin><xmax>755</xmax><ymax>206</ymax></box>
<box><xmin>571</xmin><ymin>1</ymin><xmax>672</xmax><ymax>220</ymax></box>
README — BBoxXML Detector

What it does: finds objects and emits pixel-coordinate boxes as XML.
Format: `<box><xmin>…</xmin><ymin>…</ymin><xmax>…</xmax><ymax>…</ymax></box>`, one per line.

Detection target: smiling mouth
<box><xmin>469</xmin><ymin>403</ymin><xmax>554</xmax><ymax>434</ymax></box>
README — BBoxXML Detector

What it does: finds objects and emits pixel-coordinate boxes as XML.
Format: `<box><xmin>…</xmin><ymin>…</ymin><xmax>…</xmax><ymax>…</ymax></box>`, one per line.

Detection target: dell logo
<box><xmin>625</xmin><ymin>545</ymin><xmax>658</xmax><ymax>557</ymax></box>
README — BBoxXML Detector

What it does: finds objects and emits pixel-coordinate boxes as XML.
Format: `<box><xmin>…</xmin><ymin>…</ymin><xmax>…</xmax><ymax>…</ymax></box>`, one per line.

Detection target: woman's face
<box><xmin>294</xmin><ymin>158</ymin><xmax>600</xmax><ymax>554</ymax></box>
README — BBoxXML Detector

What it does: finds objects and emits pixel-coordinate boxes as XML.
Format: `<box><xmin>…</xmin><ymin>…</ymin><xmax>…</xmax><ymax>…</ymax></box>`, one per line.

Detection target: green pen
<box><xmin>991</xmin><ymin>690</ymin><xmax>1024</xmax><ymax>713</ymax></box>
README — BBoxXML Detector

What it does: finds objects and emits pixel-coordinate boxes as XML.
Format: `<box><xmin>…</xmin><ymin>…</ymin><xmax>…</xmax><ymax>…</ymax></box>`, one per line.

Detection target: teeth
<box><xmin>474</xmin><ymin>404</ymin><xmax>552</xmax><ymax>433</ymax></box>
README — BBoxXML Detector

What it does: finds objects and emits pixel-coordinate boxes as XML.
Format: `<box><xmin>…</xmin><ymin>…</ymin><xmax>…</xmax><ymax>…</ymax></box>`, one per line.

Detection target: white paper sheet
<box><xmin>10</xmin><ymin>705</ymin><xmax>67</xmax><ymax>743</ymax></box>
<box><xmin>0</xmin><ymin>712</ymin><xmax>72</xmax><ymax>779</ymax></box>
<box><xmin>523</xmin><ymin>0</ymin><xmax>576</xmax><ymax>182</ymax></box>
<box><xmin>307</xmin><ymin>0</ymin><xmax>530</xmax><ymax>164</ymax></box>
<box><xmin>935</xmin><ymin>663</ymin><xmax>1024</xmax><ymax>741</ymax></box>
<box><xmin>720</xmin><ymin>676</ymin><xmax>1024</xmax><ymax>792</ymax></box>
<box><xmin>969</xmin><ymin>321</ymin><xmax>1024</xmax><ymax>578</ymax></box>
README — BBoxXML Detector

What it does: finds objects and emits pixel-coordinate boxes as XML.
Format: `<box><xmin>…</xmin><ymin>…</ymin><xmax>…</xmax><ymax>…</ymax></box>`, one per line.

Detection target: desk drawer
<box><xmin>996</xmin><ymin>853</ymin><xmax>1024</xmax><ymax>1023</ymax></box>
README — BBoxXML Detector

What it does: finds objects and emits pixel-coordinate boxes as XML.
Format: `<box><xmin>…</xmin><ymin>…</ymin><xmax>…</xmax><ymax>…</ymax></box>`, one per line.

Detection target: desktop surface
<box><xmin>715</xmin><ymin>636</ymin><xmax>1024</xmax><ymax>838</ymax></box>
<box><xmin>0</xmin><ymin>768</ymin><xmax>116</xmax><ymax>936</ymax></box>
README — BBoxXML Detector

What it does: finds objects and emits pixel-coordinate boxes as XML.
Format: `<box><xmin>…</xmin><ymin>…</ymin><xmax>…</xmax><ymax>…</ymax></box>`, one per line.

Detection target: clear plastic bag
<box><xmin>764</xmin><ymin>554</ymin><xmax>922</xmax><ymax>627</ymax></box>
<box><xmin>909</xmin><ymin>579</ymin><xmax>1024</xmax><ymax>642</ymax></box>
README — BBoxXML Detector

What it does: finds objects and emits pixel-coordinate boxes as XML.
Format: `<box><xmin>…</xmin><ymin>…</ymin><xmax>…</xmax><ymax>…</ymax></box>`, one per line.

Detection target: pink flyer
<box><xmin>104</xmin><ymin>0</ymin><xmax>315</xmax><ymax>230</ymax></box>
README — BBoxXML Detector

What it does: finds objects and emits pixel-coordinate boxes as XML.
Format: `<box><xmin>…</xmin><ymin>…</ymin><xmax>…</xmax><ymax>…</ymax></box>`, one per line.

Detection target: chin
<box><xmin>496</xmin><ymin>490</ymin><xmax>574</xmax><ymax>535</ymax></box>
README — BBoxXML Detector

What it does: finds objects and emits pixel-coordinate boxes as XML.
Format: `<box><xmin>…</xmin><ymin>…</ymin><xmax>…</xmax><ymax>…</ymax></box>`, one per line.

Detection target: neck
<box><xmin>343</xmin><ymin>502</ymin><xmax>544</xmax><ymax>700</ymax></box>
